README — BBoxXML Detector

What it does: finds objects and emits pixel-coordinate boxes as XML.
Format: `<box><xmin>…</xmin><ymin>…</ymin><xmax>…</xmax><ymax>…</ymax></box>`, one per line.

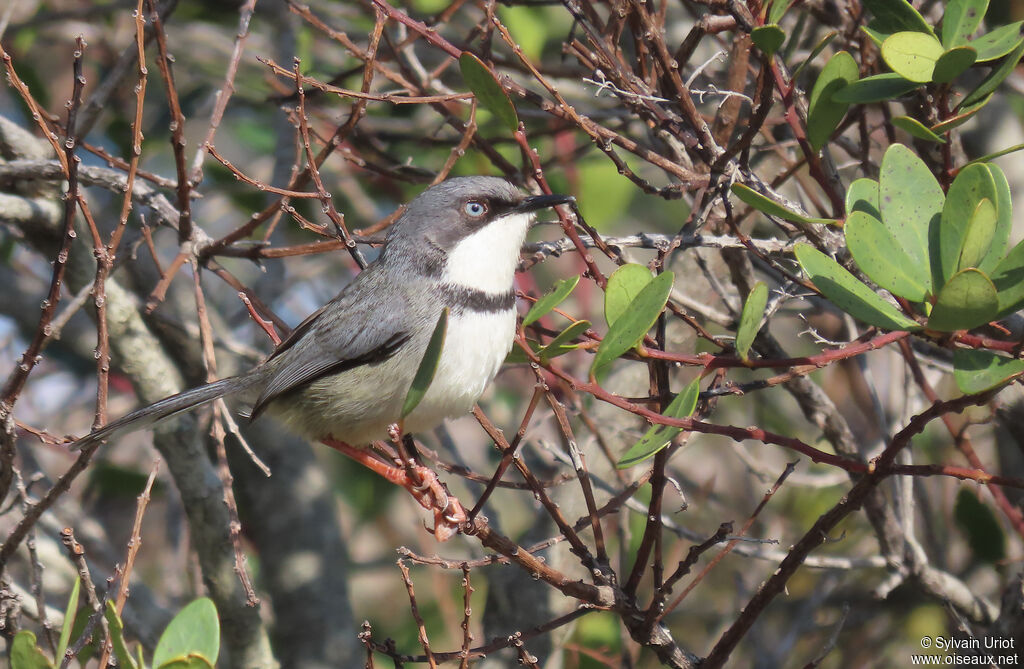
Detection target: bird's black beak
<box><xmin>515</xmin><ymin>193</ymin><xmax>575</xmax><ymax>213</ymax></box>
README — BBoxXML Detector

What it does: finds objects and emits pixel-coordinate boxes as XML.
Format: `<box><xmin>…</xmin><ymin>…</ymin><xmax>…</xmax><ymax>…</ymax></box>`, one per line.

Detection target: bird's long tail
<box><xmin>70</xmin><ymin>374</ymin><xmax>262</xmax><ymax>451</ymax></box>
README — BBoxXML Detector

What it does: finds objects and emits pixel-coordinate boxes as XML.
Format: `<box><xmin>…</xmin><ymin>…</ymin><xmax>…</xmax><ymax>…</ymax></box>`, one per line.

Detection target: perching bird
<box><xmin>71</xmin><ymin>177</ymin><xmax>573</xmax><ymax>537</ymax></box>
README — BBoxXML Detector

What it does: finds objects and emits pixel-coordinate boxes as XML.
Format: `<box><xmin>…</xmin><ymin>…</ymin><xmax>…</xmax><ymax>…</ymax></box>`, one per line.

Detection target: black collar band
<box><xmin>439</xmin><ymin>284</ymin><xmax>515</xmax><ymax>313</ymax></box>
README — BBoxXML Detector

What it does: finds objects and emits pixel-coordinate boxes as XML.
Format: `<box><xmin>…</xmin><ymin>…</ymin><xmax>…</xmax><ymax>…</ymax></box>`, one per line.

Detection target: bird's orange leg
<box><xmin>320</xmin><ymin>436</ymin><xmax>467</xmax><ymax>541</ymax></box>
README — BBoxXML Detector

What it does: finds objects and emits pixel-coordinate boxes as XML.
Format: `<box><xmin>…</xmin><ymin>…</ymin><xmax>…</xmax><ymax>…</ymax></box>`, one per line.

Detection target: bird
<box><xmin>70</xmin><ymin>176</ymin><xmax>573</xmax><ymax>538</ymax></box>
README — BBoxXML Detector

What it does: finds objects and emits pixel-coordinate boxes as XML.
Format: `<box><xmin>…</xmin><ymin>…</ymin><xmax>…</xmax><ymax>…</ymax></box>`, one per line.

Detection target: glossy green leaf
<box><xmin>978</xmin><ymin>163</ymin><xmax>1013</xmax><ymax>274</ymax></box>
<box><xmin>807</xmin><ymin>50</ymin><xmax>858</xmax><ymax>150</ymax></box>
<box><xmin>863</xmin><ymin>0</ymin><xmax>934</xmax><ymax>35</ymax></box>
<box><xmin>736</xmin><ymin>282</ymin><xmax>768</xmax><ymax>360</ymax></box>
<box><xmin>878</xmin><ymin>143</ymin><xmax>943</xmax><ymax>272</ymax></box>
<box><xmin>402</xmin><ymin>308</ymin><xmax>448</xmax><ymax>418</ymax></box>
<box><xmin>954</xmin><ymin>487</ymin><xmax>1006</xmax><ymax>563</ymax></box>
<box><xmin>55</xmin><ymin>578</ymin><xmax>81</xmax><ymax>666</ymax></box>
<box><xmin>939</xmin><ymin>163</ymin><xmax>997</xmax><ymax>284</ymax></box>
<box><xmin>882</xmin><ymin>31</ymin><xmax>945</xmax><ymax>82</ymax></box>
<box><xmin>795</xmin><ymin>243</ymin><xmax>920</xmax><ymax>330</ymax></box>
<box><xmin>10</xmin><ymin>631</ymin><xmax>53</xmax><ymax>669</ymax></box>
<box><xmin>941</xmin><ymin>0</ymin><xmax>988</xmax><ymax>48</ymax></box>
<box><xmin>459</xmin><ymin>52</ymin><xmax>518</xmax><ymax>133</ymax></box>
<box><xmin>154</xmin><ymin>598</ymin><xmax>220</xmax><ymax>668</ymax></box>
<box><xmin>961</xmin><ymin>37</ymin><xmax>1024</xmax><ymax>107</ymax></box>
<box><xmin>927</xmin><ymin>268</ymin><xmax>998</xmax><ymax>331</ymax></box>
<box><xmin>845</xmin><ymin>177</ymin><xmax>881</xmax><ymax>219</ymax></box>
<box><xmin>957</xmin><ymin>198</ymin><xmax>997</xmax><ymax>271</ymax></box>
<box><xmin>892</xmin><ymin>115</ymin><xmax>946</xmax><ymax>142</ymax></box>
<box><xmin>953</xmin><ymin>347</ymin><xmax>1024</xmax><ymax>394</ymax></box>
<box><xmin>931</xmin><ymin>94</ymin><xmax>991</xmax><ymax>133</ymax></box>
<box><xmin>752</xmin><ymin>25</ymin><xmax>786</xmax><ymax>57</ymax></box>
<box><xmin>605</xmin><ymin>263</ymin><xmax>654</xmax><ymax>326</ymax></box>
<box><xmin>730</xmin><ymin>183</ymin><xmax>836</xmax><ymax>225</ymax></box>
<box><xmin>539</xmin><ymin>320</ymin><xmax>590</xmax><ymax>362</ymax></box>
<box><xmin>105</xmin><ymin>601</ymin><xmax>138</xmax><ymax>669</ymax></box>
<box><xmin>991</xmin><ymin>239</ymin><xmax>1024</xmax><ymax>317</ymax></box>
<box><xmin>932</xmin><ymin>45</ymin><xmax>977</xmax><ymax>82</ymax></box>
<box><xmin>591</xmin><ymin>271</ymin><xmax>674</xmax><ymax>380</ymax></box>
<box><xmin>523</xmin><ymin>275</ymin><xmax>579</xmax><ymax>326</ymax></box>
<box><xmin>831</xmin><ymin>73</ymin><xmax>920</xmax><ymax>103</ymax></box>
<box><xmin>970</xmin><ymin>21</ymin><xmax>1024</xmax><ymax>62</ymax></box>
<box><xmin>617</xmin><ymin>377</ymin><xmax>700</xmax><ymax>468</ymax></box>
<box><xmin>846</xmin><ymin>211</ymin><xmax>929</xmax><ymax>301</ymax></box>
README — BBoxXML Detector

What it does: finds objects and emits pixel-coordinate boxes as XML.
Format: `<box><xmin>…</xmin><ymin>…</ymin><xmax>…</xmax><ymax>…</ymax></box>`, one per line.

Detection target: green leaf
<box><xmin>605</xmin><ymin>264</ymin><xmax>654</xmax><ymax>326</ymax></box>
<box><xmin>882</xmin><ymin>31</ymin><xmax>945</xmax><ymax>82</ymax></box>
<box><xmin>55</xmin><ymin>578</ymin><xmax>81</xmax><ymax>666</ymax></box>
<box><xmin>991</xmin><ymin>239</ymin><xmax>1024</xmax><ymax>317</ymax></box>
<box><xmin>846</xmin><ymin>211</ymin><xmax>930</xmax><ymax>301</ymax></box>
<box><xmin>752</xmin><ymin>25</ymin><xmax>786</xmax><ymax>57</ymax></box>
<box><xmin>402</xmin><ymin>308</ymin><xmax>449</xmax><ymax>418</ymax></box>
<box><xmin>617</xmin><ymin>377</ymin><xmax>701</xmax><ymax>468</ymax></box>
<box><xmin>730</xmin><ymin>183</ymin><xmax>836</xmax><ymax>225</ymax></box>
<box><xmin>861</xmin><ymin>24</ymin><xmax>890</xmax><ymax>47</ymax></box>
<box><xmin>941</xmin><ymin>0</ymin><xmax>988</xmax><ymax>48</ymax></box>
<box><xmin>539</xmin><ymin>320</ymin><xmax>591</xmax><ymax>362</ymax></box>
<box><xmin>978</xmin><ymin>163</ymin><xmax>1013</xmax><ymax>275</ymax></box>
<box><xmin>831</xmin><ymin>73</ymin><xmax>920</xmax><ymax>103</ymax></box>
<box><xmin>591</xmin><ymin>271</ymin><xmax>674</xmax><ymax>380</ymax></box>
<box><xmin>961</xmin><ymin>37</ymin><xmax>1024</xmax><ymax>107</ymax></box>
<box><xmin>892</xmin><ymin>115</ymin><xmax>947</xmax><ymax>142</ymax></box>
<box><xmin>67</xmin><ymin>605</ymin><xmax>97</xmax><ymax>666</ymax></box>
<box><xmin>957</xmin><ymin>198</ymin><xmax>997</xmax><ymax>272</ymax></box>
<box><xmin>735</xmin><ymin>282</ymin><xmax>768</xmax><ymax>360</ymax></box>
<box><xmin>970</xmin><ymin>20</ymin><xmax>1024</xmax><ymax>62</ymax></box>
<box><xmin>953</xmin><ymin>347</ymin><xmax>1024</xmax><ymax>393</ymax></box>
<box><xmin>792</xmin><ymin>31</ymin><xmax>838</xmax><ymax>80</ymax></box>
<box><xmin>458</xmin><ymin>52</ymin><xmax>518</xmax><ymax>133</ymax></box>
<box><xmin>845</xmin><ymin>177</ymin><xmax>881</xmax><ymax>219</ymax></box>
<box><xmin>10</xmin><ymin>631</ymin><xmax>54</xmax><ymax>669</ymax></box>
<box><xmin>878</xmin><ymin>143</ymin><xmax>943</xmax><ymax>272</ymax></box>
<box><xmin>767</xmin><ymin>0</ymin><xmax>791</xmax><ymax>25</ymax></box>
<box><xmin>939</xmin><ymin>163</ymin><xmax>997</xmax><ymax>284</ymax></box>
<box><xmin>157</xmin><ymin>656</ymin><xmax>215</xmax><ymax>669</ymax></box>
<box><xmin>954</xmin><ymin>487</ymin><xmax>1006</xmax><ymax>563</ymax></box>
<box><xmin>523</xmin><ymin>275</ymin><xmax>579</xmax><ymax>326</ymax></box>
<box><xmin>105</xmin><ymin>601</ymin><xmax>138</xmax><ymax>669</ymax></box>
<box><xmin>154</xmin><ymin>598</ymin><xmax>220</xmax><ymax>669</ymax></box>
<box><xmin>931</xmin><ymin>94</ymin><xmax>991</xmax><ymax>133</ymax></box>
<box><xmin>932</xmin><ymin>45</ymin><xmax>977</xmax><ymax>83</ymax></box>
<box><xmin>806</xmin><ymin>50</ymin><xmax>858</xmax><ymax>150</ymax></box>
<box><xmin>863</xmin><ymin>0</ymin><xmax>934</xmax><ymax>35</ymax></box>
<box><xmin>927</xmin><ymin>268</ymin><xmax>998</xmax><ymax>331</ymax></box>
<box><xmin>795</xmin><ymin>243</ymin><xmax>920</xmax><ymax>330</ymax></box>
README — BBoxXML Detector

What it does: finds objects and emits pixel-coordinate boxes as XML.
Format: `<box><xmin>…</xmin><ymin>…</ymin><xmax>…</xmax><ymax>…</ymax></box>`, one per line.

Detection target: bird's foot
<box><xmin>320</xmin><ymin>437</ymin><xmax>467</xmax><ymax>541</ymax></box>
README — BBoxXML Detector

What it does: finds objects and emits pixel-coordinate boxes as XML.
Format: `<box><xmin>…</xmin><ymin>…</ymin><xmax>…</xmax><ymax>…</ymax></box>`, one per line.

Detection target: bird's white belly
<box><xmin>269</xmin><ymin>308</ymin><xmax>516</xmax><ymax>444</ymax></box>
<box><xmin>403</xmin><ymin>308</ymin><xmax>517</xmax><ymax>434</ymax></box>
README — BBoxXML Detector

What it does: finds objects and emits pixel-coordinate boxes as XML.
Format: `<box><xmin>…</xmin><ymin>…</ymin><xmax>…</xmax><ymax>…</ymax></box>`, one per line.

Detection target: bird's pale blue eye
<box><xmin>464</xmin><ymin>201</ymin><xmax>487</xmax><ymax>217</ymax></box>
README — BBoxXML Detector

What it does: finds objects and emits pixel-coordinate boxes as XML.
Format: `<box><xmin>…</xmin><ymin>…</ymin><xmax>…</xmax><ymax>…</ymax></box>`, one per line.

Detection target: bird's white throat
<box><xmin>441</xmin><ymin>211</ymin><xmax>533</xmax><ymax>294</ymax></box>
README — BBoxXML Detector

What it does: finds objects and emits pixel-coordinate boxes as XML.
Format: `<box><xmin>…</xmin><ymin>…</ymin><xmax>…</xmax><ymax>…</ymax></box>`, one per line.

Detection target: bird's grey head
<box><xmin>383</xmin><ymin>177</ymin><xmax>572</xmax><ymax>287</ymax></box>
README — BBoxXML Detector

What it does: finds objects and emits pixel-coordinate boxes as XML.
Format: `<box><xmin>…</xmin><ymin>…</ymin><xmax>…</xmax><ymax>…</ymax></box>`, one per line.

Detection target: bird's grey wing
<box><xmin>249</xmin><ymin>280</ymin><xmax>411</xmax><ymax>420</ymax></box>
